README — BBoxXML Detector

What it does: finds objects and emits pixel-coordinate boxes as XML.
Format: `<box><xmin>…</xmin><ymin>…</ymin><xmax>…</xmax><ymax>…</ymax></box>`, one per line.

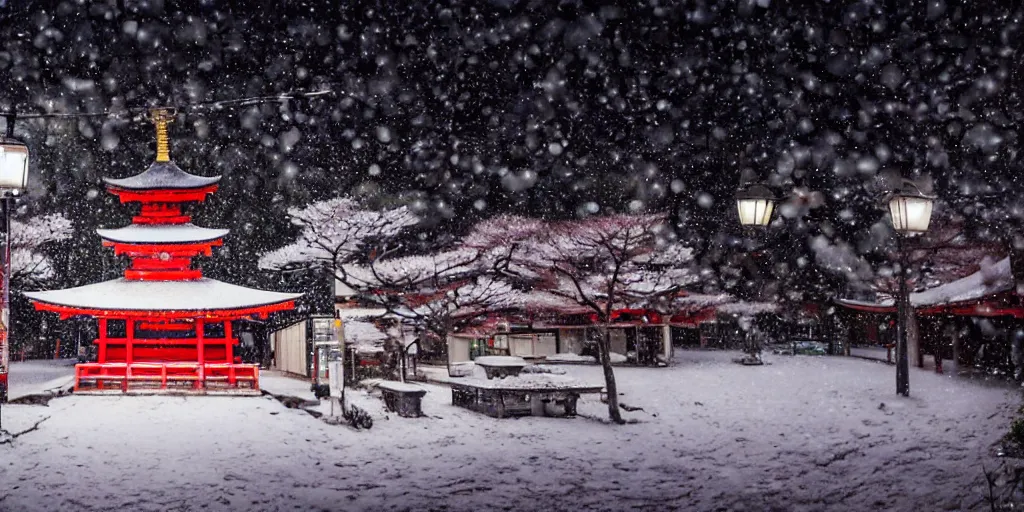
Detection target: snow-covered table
<box><xmin>376</xmin><ymin>381</ymin><xmax>427</xmax><ymax>418</ymax></box>
<box><xmin>471</xmin><ymin>356</ymin><xmax>529</xmax><ymax>379</ymax></box>
<box><xmin>449</xmin><ymin>373</ymin><xmax>602</xmax><ymax>418</ymax></box>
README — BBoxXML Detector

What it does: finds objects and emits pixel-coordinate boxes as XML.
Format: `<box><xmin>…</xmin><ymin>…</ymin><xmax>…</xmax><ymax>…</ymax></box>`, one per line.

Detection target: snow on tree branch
<box><xmin>11</xmin><ymin>213</ymin><xmax>74</xmax><ymax>286</ymax></box>
<box><xmin>520</xmin><ymin>213</ymin><xmax>699</xmax><ymax>316</ymax></box>
<box><xmin>258</xmin><ymin>197</ymin><xmax>418</xmax><ymax>272</ymax></box>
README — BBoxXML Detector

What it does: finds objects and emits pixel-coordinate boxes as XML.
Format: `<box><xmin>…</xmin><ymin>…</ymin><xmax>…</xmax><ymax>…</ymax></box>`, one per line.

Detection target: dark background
<box><xmin>0</xmin><ymin>0</ymin><xmax>1020</xmax><ymax>353</ymax></box>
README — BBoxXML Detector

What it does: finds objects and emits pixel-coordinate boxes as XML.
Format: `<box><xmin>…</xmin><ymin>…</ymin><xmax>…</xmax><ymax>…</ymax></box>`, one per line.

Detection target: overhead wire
<box><xmin>0</xmin><ymin>88</ymin><xmax>338</xmax><ymax>122</ymax></box>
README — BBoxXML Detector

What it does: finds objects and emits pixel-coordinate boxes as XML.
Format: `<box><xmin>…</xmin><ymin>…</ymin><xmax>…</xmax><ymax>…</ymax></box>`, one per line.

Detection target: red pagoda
<box><xmin>25</xmin><ymin>110</ymin><xmax>301</xmax><ymax>394</ymax></box>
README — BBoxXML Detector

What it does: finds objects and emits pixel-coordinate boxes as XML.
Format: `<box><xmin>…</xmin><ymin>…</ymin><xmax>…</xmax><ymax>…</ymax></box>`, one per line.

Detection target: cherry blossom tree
<box><xmin>340</xmin><ymin>247</ymin><xmax>520</xmax><ymax>362</ymax></box>
<box><xmin>11</xmin><ymin>213</ymin><xmax>74</xmax><ymax>289</ymax></box>
<box><xmin>520</xmin><ymin>213</ymin><xmax>697</xmax><ymax>423</ymax></box>
<box><xmin>258</xmin><ymin>197</ymin><xmax>420</xmax><ymax>277</ymax></box>
<box><xmin>261</xmin><ymin>205</ymin><xmax>529</xmax><ymax>363</ymax></box>
<box><xmin>336</xmin><ymin>215</ymin><xmax>548</xmax><ymax>362</ymax></box>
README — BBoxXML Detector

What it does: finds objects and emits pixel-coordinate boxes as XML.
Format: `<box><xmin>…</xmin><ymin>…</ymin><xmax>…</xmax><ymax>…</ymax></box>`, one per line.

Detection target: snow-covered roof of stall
<box><xmin>344</xmin><ymin>320</ymin><xmax>388</xmax><ymax>343</ymax></box>
<box><xmin>96</xmin><ymin>224</ymin><xmax>229</xmax><ymax>244</ymax></box>
<box><xmin>911</xmin><ymin>256</ymin><xmax>1012</xmax><ymax>306</ymax></box>
<box><xmin>343</xmin><ymin>320</ymin><xmax>399</xmax><ymax>354</ymax></box>
<box><xmin>836</xmin><ymin>256</ymin><xmax>1013</xmax><ymax>310</ymax></box>
<box><xmin>335</xmin><ymin>307</ymin><xmax>389</xmax><ymax>319</ymax></box>
<box><xmin>103</xmin><ymin>161</ymin><xmax>222</xmax><ymax>190</ymax></box>
<box><xmin>25</xmin><ymin>278</ymin><xmax>301</xmax><ymax>313</ymax></box>
<box><xmin>675</xmin><ymin>293</ymin><xmax>735</xmax><ymax>310</ymax></box>
<box><xmin>717</xmin><ymin>301</ymin><xmax>779</xmax><ymax>316</ymax></box>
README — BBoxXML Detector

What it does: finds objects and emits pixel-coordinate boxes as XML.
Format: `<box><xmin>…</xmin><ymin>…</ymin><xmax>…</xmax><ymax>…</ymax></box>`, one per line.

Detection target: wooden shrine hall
<box><xmin>24</xmin><ymin>110</ymin><xmax>300</xmax><ymax>394</ymax></box>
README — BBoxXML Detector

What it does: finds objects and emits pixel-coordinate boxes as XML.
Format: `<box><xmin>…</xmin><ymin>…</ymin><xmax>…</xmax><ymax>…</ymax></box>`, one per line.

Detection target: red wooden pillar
<box><xmin>196</xmin><ymin>318</ymin><xmax>205</xmax><ymax>388</ymax></box>
<box><xmin>97</xmin><ymin>318</ymin><xmax>108</xmax><ymax>363</ymax></box>
<box><xmin>96</xmin><ymin>318</ymin><xmax>108</xmax><ymax>391</ymax></box>
<box><xmin>126</xmin><ymin>318</ymin><xmax>135</xmax><ymax>366</ymax></box>
<box><xmin>224</xmin><ymin>320</ymin><xmax>233</xmax><ymax>364</ymax></box>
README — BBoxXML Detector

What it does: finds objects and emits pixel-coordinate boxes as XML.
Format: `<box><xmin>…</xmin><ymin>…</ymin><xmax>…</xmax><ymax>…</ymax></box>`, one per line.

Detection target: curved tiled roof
<box><xmin>103</xmin><ymin>161</ymin><xmax>221</xmax><ymax>190</ymax></box>
<box><xmin>96</xmin><ymin>224</ymin><xmax>229</xmax><ymax>244</ymax></box>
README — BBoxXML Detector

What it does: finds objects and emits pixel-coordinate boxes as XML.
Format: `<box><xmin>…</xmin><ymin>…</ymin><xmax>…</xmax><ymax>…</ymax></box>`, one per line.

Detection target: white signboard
<box><xmin>328</xmin><ymin>360</ymin><xmax>344</xmax><ymax>399</ymax></box>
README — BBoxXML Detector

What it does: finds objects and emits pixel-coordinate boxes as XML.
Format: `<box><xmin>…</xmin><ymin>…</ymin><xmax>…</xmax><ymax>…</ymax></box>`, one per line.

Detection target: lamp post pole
<box><xmin>0</xmin><ymin>113</ymin><xmax>28</xmax><ymax>407</ymax></box>
<box><xmin>2</xmin><ymin>191</ymin><xmax>11</xmax><ymax>349</ymax></box>
<box><xmin>735</xmin><ymin>182</ymin><xmax>777</xmax><ymax>365</ymax></box>
<box><xmin>885</xmin><ymin>177</ymin><xmax>935</xmax><ymax>397</ymax></box>
<box><xmin>895</xmin><ymin>235</ymin><xmax>910</xmax><ymax>396</ymax></box>
<box><xmin>0</xmin><ymin>193</ymin><xmax>6</xmax><ymax>410</ymax></box>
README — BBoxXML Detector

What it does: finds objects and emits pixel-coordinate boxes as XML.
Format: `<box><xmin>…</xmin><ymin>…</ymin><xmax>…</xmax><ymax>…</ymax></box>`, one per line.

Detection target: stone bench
<box><xmin>450</xmin><ymin>381</ymin><xmax>602</xmax><ymax>419</ymax></box>
<box><xmin>377</xmin><ymin>381</ymin><xmax>427</xmax><ymax>418</ymax></box>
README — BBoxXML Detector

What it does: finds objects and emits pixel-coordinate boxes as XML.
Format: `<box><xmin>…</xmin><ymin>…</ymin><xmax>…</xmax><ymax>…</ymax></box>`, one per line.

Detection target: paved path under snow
<box><xmin>0</xmin><ymin>350</ymin><xmax>1018</xmax><ymax>511</ymax></box>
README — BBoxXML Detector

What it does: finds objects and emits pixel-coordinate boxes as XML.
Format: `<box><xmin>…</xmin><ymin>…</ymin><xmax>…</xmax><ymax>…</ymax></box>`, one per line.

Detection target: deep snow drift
<box><xmin>1</xmin><ymin>351</ymin><xmax>1018</xmax><ymax>511</ymax></box>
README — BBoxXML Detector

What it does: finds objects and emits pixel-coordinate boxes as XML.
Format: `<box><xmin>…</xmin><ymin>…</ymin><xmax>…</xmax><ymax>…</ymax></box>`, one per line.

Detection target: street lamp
<box><xmin>885</xmin><ymin>178</ymin><xmax>935</xmax><ymax>397</ymax></box>
<box><xmin>887</xmin><ymin>179</ymin><xmax>934</xmax><ymax>234</ymax></box>
<box><xmin>734</xmin><ymin>182</ymin><xmax>778</xmax><ymax>365</ymax></box>
<box><xmin>0</xmin><ymin>115</ymin><xmax>29</xmax><ymax>404</ymax></box>
<box><xmin>736</xmin><ymin>183</ymin><xmax>777</xmax><ymax>228</ymax></box>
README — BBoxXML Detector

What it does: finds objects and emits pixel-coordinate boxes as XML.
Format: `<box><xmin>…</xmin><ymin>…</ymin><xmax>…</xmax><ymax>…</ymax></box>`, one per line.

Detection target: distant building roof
<box><xmin>836</xmin><ymin>256</ymin><xmax>1015</xmax><ymax>314</ymax></box>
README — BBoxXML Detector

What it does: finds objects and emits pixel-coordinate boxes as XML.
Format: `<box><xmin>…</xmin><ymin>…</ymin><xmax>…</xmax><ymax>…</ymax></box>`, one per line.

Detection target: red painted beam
<box><xmin>124</xmin><ymin>269</ymin><xmax>203</xmax><ymax>281</ymax></box>
<box><xmin>104</xmin><ymin>240</ymin><xmax>222</xmax><ymax>258</ymax></box>
<box><xmin>95</xmin><ymin>337</ymin><xmax>238</xmax><ymax>346</ymax></box>
<box><xmin>108</xmin><ymin>185</ymin><xmax>219</xmax><ymax>204</ymax></box>
<box><xmin>136</xmin><ymin>321</ymin><xmax>194</xmax><ymax>331</ymax></box>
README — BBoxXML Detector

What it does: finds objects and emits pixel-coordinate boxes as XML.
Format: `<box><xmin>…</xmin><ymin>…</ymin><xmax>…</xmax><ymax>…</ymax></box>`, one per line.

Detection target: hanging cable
<box><xmin>0</xmin><ymin>88</ymin><xmax>338</xmax><ymax>121</ymax></box>
<box><xmin>4</xmin><ymin>111</ymin><xmax>13</xmax><ymax>139</ymax></box>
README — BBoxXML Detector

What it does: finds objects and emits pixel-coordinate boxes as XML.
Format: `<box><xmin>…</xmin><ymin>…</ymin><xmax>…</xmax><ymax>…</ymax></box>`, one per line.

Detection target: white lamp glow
<box><xmin>887</xmin><ymin>179</ymin><xmax>935</xmax><ymax>235</ymax></box>
<box><xmin>735</xmin><ymin>183</ymin><xmax>776</xmax><ymax>227</ymax></box>
<box><xmin>0</xmin><ymin>139</ymin><xmax>29</xmax><ymax>190</ymax></box>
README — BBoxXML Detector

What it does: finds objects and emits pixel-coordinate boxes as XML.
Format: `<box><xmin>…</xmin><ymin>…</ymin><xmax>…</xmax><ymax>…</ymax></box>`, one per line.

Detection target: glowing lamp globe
<box><xmin>735</xmin><ymin>183</ymin><xmax>776</xmax><ymax>227</ymax></box>
<box><xmin>0</xmin><ymin>137</ymin><xmax>29</xmax><ymax>191</ymax></box>
<box><xmin>887</xmin><ymin>180</ymin><xmax>935</xmax><ymax>235</ymax></box>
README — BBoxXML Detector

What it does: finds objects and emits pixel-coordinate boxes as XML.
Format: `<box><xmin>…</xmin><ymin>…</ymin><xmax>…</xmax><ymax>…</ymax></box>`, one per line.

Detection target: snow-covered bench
<box><xmin>472</xmin><ymin>356</ymin><xmax>529</xmax><ymax>379</ymax></box>
<box><xmin>376</xmin><ymin>381</ymin><xmax>427</xmax><ymax>418</ymax></box>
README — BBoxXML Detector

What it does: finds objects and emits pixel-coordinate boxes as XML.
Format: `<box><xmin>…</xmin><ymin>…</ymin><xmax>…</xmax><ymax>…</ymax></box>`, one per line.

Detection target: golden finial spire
<box><xmin>150</xmin><ymin>108</ymin><xmax>174</xmax><ymax>162</ymax></box>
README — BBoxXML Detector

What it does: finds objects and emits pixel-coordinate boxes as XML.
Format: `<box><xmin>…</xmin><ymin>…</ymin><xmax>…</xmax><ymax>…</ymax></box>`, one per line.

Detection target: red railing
<box><xmin>74</xmin><ymin>362</ymin><xmax>260</xmax><ymax>393</ymax></box>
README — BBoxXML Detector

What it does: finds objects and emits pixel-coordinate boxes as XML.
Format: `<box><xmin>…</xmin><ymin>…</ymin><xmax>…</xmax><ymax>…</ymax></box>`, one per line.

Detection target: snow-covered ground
<box><xmin>1</xmin><ymin>350</ymin><xmax>1019</xmax><ymax>511</ymax></box>
<box><xmin>6</xmin><ymin>358</ymin><xmax>76</xmax><ymax>401</ymax></box>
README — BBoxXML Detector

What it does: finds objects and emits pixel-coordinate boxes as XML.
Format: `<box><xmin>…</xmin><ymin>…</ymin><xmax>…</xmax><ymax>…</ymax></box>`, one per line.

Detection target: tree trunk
<box><xmin>951</xmin><ymin>322</ymin><xmax>961</xmax><ymax>375</ymax></box>
<box><xmin>599</xmin><ymin>326</ymin><xmax>625</xmax><ymax>424</ymax></box>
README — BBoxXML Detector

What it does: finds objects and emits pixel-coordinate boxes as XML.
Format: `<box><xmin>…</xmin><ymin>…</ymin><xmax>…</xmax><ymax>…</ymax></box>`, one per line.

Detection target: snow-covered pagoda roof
<box><xmin>96</xmin><ymin>224</ymin><xmax>229</xmax><ymax>244</ymax></box>
<box><xmin>25</xmin><ymin>278</ymin><xmax>301</xmax><ymax>317</ymax></box>
<box><xmin>103</xmin><ymin>161</ymin><xmax>222</xmax><ymax>190</ymax></box>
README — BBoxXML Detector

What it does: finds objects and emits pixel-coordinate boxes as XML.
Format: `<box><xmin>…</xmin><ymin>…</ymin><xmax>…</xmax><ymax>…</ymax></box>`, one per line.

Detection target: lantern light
<box><xmin>886</xmin><ymin>179</ymin><xmax>935</xmax><ymax>235</ymax></box>
<box><xmin>735</xmin><ymin>183</ymin><xmax>777</xmax><ymax>227</ymax></box>
<box><xmin>0</xmin><ymin>137</ymin><xmax>29</xmax><ymax>191</ymax></box>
